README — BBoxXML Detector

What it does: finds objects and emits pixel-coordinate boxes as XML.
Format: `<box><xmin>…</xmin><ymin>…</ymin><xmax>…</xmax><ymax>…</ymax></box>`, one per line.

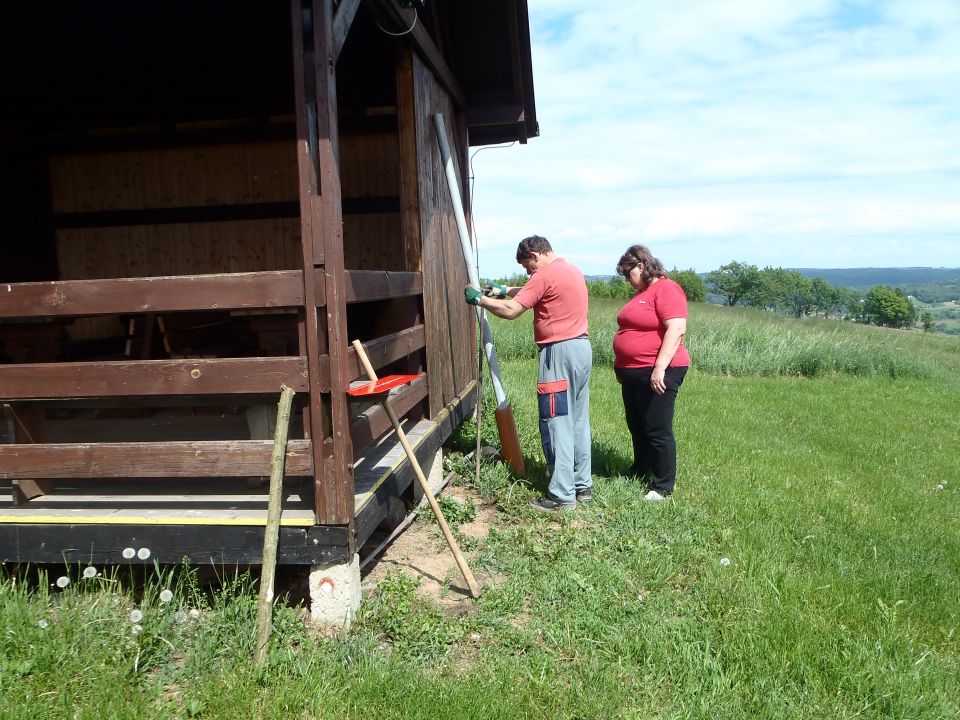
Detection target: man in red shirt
<box><xmin>465</xmin><ymin>235</ymin><xmax>592</xmax><ymax>511</ymax></box>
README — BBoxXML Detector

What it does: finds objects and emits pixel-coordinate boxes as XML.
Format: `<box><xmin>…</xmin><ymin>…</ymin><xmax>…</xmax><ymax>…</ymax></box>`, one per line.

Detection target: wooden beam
<box><xmin>0</xmin><ymin>440</ymin><xmax>314</xmax><ymax>479</ymax></box>
<box><xmin>344</xmin><ymin>270</ymin><xmax>422</xmax><ymax>303</ymax></box>
<box><xmin>0</xmin><ymin>525</ymin><xmax>350</xmax><ymax>566</ymax></box>
<box><xmin>293</xmin><ymin>0</ymin><xmax>355</xmax><ymax>529</ymax></box>
<box><xmin>332</xmin><ymin>0</ymin><xmax>363</xmax><ymax>63</ymax></box>
<box><xmin>466</xmin><ymin>105</ymin><xmax>525</xmax><ymax>128</ymax></box>
<box><xmin>408</xmin><ymin>11</ymin><xmax>467</xmax><ymax>109</ymax></box>
<box><xmin>368</xmin><ymin>0</ymin><xmax>466</xmax><ymax>109</ymax></box>
<box><xmin>345</xmin><ymin>325</ymin><xmax>425</xmax><ymax>381</ymax></box>
<box><xmin>396</xmin><ymin>46</ymin><xmax>423</xmax><ymax>273</ymax></box>
<box><xmin>0</xmin><ymin>357</ymin><xmax>316</xmax><ymax>400</ymax></box>
<box><xmin>0</xmin><ymin>272</ymin><xmax>307</xmax><ymax>320</ymax></box>
<box><xmin>52</xmin><ymin>202</ymin><xmax>300</xmax><ymax>229</ymax></box>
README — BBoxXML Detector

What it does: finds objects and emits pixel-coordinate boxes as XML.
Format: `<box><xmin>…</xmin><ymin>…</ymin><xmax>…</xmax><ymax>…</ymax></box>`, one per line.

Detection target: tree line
<box><xmin>581</xmin><ymin>262</ymin><xmax>924</xmax><ymax>330</ymax></box>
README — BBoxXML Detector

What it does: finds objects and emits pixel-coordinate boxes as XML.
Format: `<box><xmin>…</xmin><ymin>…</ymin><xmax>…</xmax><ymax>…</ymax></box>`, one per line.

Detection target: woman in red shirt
<box><xmin>612</xmin><ymin>245</ymin><xmax>690</xmax><ymax>501</ymax></box>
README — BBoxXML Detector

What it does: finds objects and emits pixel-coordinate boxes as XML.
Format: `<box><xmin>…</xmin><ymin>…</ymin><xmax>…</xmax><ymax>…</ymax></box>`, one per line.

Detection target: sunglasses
<box><xmin>616</xmin><ymin>261</ymin><xmax>639</xmax><ymax>277</ymax></box>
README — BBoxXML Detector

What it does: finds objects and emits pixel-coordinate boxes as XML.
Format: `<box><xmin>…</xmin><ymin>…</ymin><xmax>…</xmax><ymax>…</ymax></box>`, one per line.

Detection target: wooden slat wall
<box><xmin>339</xmin><ymin>132</ymin><xmax>402</xmax><ymax>270</ymax></box>
<box><xmin>411</xmin><ymin>54</ymin><xmax>477</xmax><ymax>418</ymax></box>
<box><xmin>49</xmin><ymin>142</ymin><xmax>298</xmax><ymax>212</ymax></box>
<box><xmin>50</xmin><ymin>142</ymin><xmax>302</xmax><ymax>282</ymax></box>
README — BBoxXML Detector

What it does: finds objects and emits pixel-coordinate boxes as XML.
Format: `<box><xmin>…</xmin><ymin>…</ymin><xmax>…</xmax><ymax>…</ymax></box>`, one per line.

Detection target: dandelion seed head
<box><xmin>132</xmin><ymin>624</ymin><xmax>143</xmax><ymax>635</ymax></box>
<box><xmin>159</xmin><ymin>589</ymin><xmax>173</xmax><ymax>603</ymax></box>
<box><xmin>188</xmin><ymin>608</ymin><xmax>200</xmax><ymax>619</ymax></box>
<box><xmin>129</xmin><ymin>609</ymin><xmax>143</xmax><ymax>623</ymax></box>
<box><xmin>82</xmin><ymin>566</ymin><xmax>98</xmax><ymax>579</ymax></box>
<box><xmin>56</xmin><ymin>576</ymin><xmax>70</xmax><ymax>588</ymax></box>
<box><xmin>136</xmin><ymin>547</ymin><xmax>151</xmax><ymax>560</ymax></box>
<box><xmin>122</xmin><ymin>547</ymin><xmax>136</xmax><ymax>559</ymax></box>
<box><xmin>38</xmin><ymin>619</ymin><xmax>49</xmax><ymax>629</ymax></box>
<box><xmin>175</xmin><ymin>610</ymin><xmax>188</xmax><ymax>623</ymax></box>
<box><xmin>720</xmin><ymin>557</ymin><xmax>732</xmax><ymax>567</ymax></box>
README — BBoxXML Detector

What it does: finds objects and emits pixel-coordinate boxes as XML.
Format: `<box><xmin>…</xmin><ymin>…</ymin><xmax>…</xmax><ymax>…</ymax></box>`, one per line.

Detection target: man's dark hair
<box><xmin>515</xmin><ymin>235</ymin><xmax>553</xmax><ymax>262</ymax></box>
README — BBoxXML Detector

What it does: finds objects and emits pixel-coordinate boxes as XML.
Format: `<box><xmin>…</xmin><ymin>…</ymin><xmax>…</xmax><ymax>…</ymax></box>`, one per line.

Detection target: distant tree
<box><xmin>668</xmin><ymin>268</ymin><xmax>706</xmax><ymax>302</ymax></box>
<box><xmin>810</xmin><ymin>277</ymin><xmax>839</xmax><ymax>317</ymax></box>
<box><xmin>921</xmin><ymin>311</ymin><xmax>935</xmax><ymax>332</ymax></box>
<box><xmin>863</xmin><ymin>285</ymin><xmax>916</xmax><ymax>328</ymax></box>
<box><xmin>746</xmin><ymin>267</ymin><xmax>813</xmax><ymax>317</ymax></box>
<box><xmin>706</xmin><ymin>261</ymin><xmax>760</xmax><ymax>306</ymax></box>
<box><xmin>841</xmin><ymin>288</ymin><xmax>867</xmax><ymax>323</ymax></box>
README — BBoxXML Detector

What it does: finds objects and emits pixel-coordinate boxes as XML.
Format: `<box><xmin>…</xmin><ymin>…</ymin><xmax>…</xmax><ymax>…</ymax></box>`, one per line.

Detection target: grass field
<box><xmin>2</xmin><ymin>300</ymin><xmax>958</xmax><ymax>719</ymax></box>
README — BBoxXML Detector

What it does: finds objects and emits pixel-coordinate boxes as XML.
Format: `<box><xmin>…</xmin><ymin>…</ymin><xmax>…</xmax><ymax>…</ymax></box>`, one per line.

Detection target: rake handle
<box><xmin>351</xmin><ymin>340</ymin><xmax>481</xmax><ymax>598</ymax></box>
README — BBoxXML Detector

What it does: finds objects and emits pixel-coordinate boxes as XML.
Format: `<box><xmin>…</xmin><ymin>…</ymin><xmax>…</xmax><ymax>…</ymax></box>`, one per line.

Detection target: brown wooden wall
<box><xmin>411</xmin><ymin>54</ymin><xmax>477</xmax><ymax>418</ymax></box>
<box><xmin>340</xmin><ymin>132</ymin><xmax>403</xmax><ymax>271</ymax></box>
<box><xmin>50</xmin><ymin>141</ymin><xmax>302</xmax><ymax>281</ymax></box>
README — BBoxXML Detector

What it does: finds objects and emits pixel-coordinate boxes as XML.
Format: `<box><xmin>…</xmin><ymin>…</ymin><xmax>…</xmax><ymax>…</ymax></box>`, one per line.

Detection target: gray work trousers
<box><xmin>537</xmin><ymin>336</ymin><xmax>592</xmax><ymax>503</ymax></box>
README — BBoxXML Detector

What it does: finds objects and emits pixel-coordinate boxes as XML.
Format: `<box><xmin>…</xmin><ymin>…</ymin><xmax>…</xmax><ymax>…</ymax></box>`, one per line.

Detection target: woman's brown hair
<box><xmin>618</xmin><ymin>245</ymin><xmax>666</xmax><ymax>286</ymax></box>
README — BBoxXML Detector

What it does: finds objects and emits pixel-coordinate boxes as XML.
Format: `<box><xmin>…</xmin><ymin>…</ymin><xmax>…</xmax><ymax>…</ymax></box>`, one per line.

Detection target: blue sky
<box><xmin>468</xmin><ymin>0</ymin><xmax>960</xmax><ymax>279</ymax></box>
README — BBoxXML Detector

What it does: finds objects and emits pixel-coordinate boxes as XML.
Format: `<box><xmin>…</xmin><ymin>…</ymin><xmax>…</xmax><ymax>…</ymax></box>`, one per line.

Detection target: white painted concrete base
<box><xmin>309</xmin><ymin>553</ymin><xmax>361</xmax><ymax>630</ymax></box>
<box><xmin>412</xmin><ymin>448</ymin><xmax>444</xmax><ymax>505</ymax></box>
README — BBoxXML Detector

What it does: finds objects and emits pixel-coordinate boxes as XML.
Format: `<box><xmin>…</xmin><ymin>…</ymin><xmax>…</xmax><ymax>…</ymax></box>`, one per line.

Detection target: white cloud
<box><xmin>471</xmin><ymin>0</ymin><xmax>960</xmax><ymax>278</ymax></box>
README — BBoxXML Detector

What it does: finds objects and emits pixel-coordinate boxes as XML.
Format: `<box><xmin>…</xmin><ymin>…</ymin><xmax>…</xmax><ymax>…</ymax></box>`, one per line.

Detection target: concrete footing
<box><xmin>309</xmin><ymin>553</ymin><xmax>361</xmax><ymax>630</ymax></box>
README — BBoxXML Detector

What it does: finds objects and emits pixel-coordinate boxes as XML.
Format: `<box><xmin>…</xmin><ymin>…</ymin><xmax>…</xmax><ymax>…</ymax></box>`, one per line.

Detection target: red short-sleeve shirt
<box><xmin>514</xmin><ymin>258</ymin><xmax>589</xmax><ymax>346</ymax></box>
<box><xmin>613</xmin><ymin>278</ymin><xmax>690</xmax><ymax>368</ymax></box>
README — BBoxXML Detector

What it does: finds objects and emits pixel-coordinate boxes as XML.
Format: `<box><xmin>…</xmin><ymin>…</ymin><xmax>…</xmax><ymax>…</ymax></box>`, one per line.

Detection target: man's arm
<box><xmin>465</xmin><ymin>285</ymin><xmax>528</xmax><ymax>319</ymax></box>
<box><xmin>478</xmin><ymin>295</ymin><xmax>527</xmax><ymax>319</ymax></box>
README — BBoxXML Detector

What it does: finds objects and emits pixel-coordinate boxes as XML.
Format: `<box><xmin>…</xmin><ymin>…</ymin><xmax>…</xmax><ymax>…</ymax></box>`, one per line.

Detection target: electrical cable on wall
<box><xmin>374</xmin><ymin>7</ymin><xmax>418</xmax><ymax>37</ymax></box>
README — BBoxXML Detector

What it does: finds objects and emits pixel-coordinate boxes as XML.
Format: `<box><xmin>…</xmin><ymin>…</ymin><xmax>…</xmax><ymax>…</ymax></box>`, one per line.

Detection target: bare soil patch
<box><xmin>361</xmin><ymin>485</ymin><xmax>497</xmax><ymax>614</ymax></box>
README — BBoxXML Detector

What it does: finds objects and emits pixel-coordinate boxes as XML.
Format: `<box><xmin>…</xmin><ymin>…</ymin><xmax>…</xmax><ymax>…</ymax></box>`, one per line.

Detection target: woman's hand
<box><xmin>650</xmin><ymin>366</ymin><xmax>667</xmax><ymax>394</ymax></box>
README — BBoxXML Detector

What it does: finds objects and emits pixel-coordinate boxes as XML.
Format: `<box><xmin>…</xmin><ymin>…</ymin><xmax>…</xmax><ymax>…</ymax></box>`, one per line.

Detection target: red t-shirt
<box><xmin>613</xmin><ymin>278</ymin><xmax>690</xmax><ymax>368</ymax></box>
<box><xmin>514</xmin><ymin>258</ymin><xmax>589</xmax><ymax>345</ymax></box>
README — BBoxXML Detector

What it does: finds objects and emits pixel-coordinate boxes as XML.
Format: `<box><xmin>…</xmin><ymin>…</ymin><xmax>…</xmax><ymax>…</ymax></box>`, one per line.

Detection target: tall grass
<box><xmin>487</xmin><ymin>298</ymin><xmax>960</xmax><ymax>385</ymax></box>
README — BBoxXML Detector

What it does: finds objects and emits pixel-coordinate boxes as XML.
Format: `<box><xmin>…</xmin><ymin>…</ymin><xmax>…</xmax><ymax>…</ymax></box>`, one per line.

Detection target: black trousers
<box><xmin>615</xmin><ymin>365</ymin><xmax>688</xmax><ymax>495</ymax></box>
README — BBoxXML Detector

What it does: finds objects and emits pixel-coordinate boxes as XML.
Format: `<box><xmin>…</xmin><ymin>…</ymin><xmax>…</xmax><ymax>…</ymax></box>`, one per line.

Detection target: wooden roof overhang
<box><xmin>5</xmin><ymin>1</ymin><xmax>537</xmax><ymax>148</ymax></box>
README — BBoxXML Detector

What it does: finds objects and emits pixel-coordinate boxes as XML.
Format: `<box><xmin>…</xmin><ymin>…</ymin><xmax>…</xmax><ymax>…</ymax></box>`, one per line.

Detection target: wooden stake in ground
<box><xmin>254</xmin><ymin>385</ymin><xmax>296</xmax><ymax>667</ymax></box>
<box><xmin>351</xmin><ymin>340</ymin><xmax>481</xmax><ymax>599</ymax></box>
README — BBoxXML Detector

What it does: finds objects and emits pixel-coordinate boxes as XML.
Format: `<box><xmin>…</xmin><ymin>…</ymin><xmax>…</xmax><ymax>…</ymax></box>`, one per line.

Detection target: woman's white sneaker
<box><xmin>643</xmin><ymin>490</ymin><xmax>667</xmax><ymax>502</ymax></box>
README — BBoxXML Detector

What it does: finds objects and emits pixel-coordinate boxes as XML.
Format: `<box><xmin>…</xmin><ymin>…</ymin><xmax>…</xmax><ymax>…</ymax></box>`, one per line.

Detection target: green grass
<box><xmin>2</xmin><ymin>304</ymin><xmax>959</xmax><ymax>718</ymax></box>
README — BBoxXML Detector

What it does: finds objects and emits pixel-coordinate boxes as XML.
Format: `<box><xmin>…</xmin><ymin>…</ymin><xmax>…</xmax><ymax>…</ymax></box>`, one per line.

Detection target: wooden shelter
<box><xmin>0</xmin><ymin>1</ymin><xmax>537</xmax><ymax>570</ymax></box>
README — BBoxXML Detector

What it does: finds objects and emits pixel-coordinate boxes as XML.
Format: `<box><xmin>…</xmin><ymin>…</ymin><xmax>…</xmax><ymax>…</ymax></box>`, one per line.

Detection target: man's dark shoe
<box><xmin>529</xmin><ymin>495</ymin><xmax>575</xmax><ymax>512</ymax></box>
<box><xmin>575</xmin><ymin>488</ymin><xmax>593</xmax><ymax>503</ymax></box>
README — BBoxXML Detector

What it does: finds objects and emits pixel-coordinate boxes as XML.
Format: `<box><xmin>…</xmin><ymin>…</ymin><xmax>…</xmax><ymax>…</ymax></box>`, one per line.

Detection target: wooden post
<box><xmin>351</xmin><ymin>340</ymin><xmax>481</xmax><ymax>598</ymax></box>
<box><xmin>254</xmin><ymin>385</ymin><xmax>296</xmax><ymax>667</ymax></box>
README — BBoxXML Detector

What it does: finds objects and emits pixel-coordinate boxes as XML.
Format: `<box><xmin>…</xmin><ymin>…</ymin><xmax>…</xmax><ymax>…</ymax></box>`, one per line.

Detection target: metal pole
<box><xmin>433</xmin><ymin>113</ymin><xmax>508</xmax><ymax>409</ymax></box>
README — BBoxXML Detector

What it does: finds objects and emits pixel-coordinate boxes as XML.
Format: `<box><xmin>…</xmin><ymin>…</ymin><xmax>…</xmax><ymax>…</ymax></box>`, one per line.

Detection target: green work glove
<box><xmin>464</xmin><ymin>285</ymin><xmax>483</xmax><ymax>306</ymax></box>
<box><xmin>483</xmin><ymin>283</ymin><xmax>509</xmax><ymax>298</ymax></box>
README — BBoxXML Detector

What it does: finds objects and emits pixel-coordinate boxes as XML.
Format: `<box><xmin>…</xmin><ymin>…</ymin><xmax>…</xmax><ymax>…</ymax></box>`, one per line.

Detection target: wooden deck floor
<box><xmin>0</xmin><ymin>410</ymin><xmax>436</xmax><ymax>527</ymax></box>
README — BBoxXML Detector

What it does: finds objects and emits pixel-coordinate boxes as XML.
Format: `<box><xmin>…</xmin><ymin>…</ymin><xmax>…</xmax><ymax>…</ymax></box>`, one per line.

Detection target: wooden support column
<box><xmin>292</xmin><ymin>0</ymin><xmax>354</xmax><ymax>531</ymax></box>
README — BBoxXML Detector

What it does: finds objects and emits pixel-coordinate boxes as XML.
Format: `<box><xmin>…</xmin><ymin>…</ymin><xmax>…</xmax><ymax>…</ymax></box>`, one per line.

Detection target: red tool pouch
<box><xmin>537</xmin><ymin>379</ymin><xmax>569</xmax><ymax>419</ymax></box>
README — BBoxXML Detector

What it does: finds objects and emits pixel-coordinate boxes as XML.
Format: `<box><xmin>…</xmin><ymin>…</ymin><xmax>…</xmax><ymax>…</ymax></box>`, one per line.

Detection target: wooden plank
<box><xmin>397</xmin><ymin>47</ymin><xmax>423</xmax><ymax>274</ymax></box>
<box><xmin>466</xmin><ymin>105</ymin><xmax>525</xmax><ymax>127</ymax></box>
<box><xmin>0</xmin><ymin>440</ymin><xmax>314</xmax><ymax>479</ymax></box>
<box><xmin>332</xmin><ymin>0</ymin><xmax>363</xmax><ymax>63</ymax></box>
<box><xmin>0</xmin><ymin>357</ymin><xmax>316</xmax><ymax>400</ymax></box>
<box><xmin>408</xmin><ymin>9</ymin><xmax>467</xmax><ymax>109</ymax></box>
<box><xmin>52</xmin><ymin>202</ymin><xmax>300</xmax><ymax>229</ymax></box>
<box><xmin>0</xmin><ymin>524</ymin><xmax>350</xmax><ymax>566</ymax></box>
<box><xmin>344</xmin><ymin>270</ymin><xmax>422</xmax><ymax>303</ymax></box>
<box><xmin>0</xmin><ymin>271</ymin><xmax>306</xmax><ymax>319</ymax></box>
<box><xmin>345</xmin><ymin>325</ymin><xmax>425</xmax><ymax>381</ymax></box>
